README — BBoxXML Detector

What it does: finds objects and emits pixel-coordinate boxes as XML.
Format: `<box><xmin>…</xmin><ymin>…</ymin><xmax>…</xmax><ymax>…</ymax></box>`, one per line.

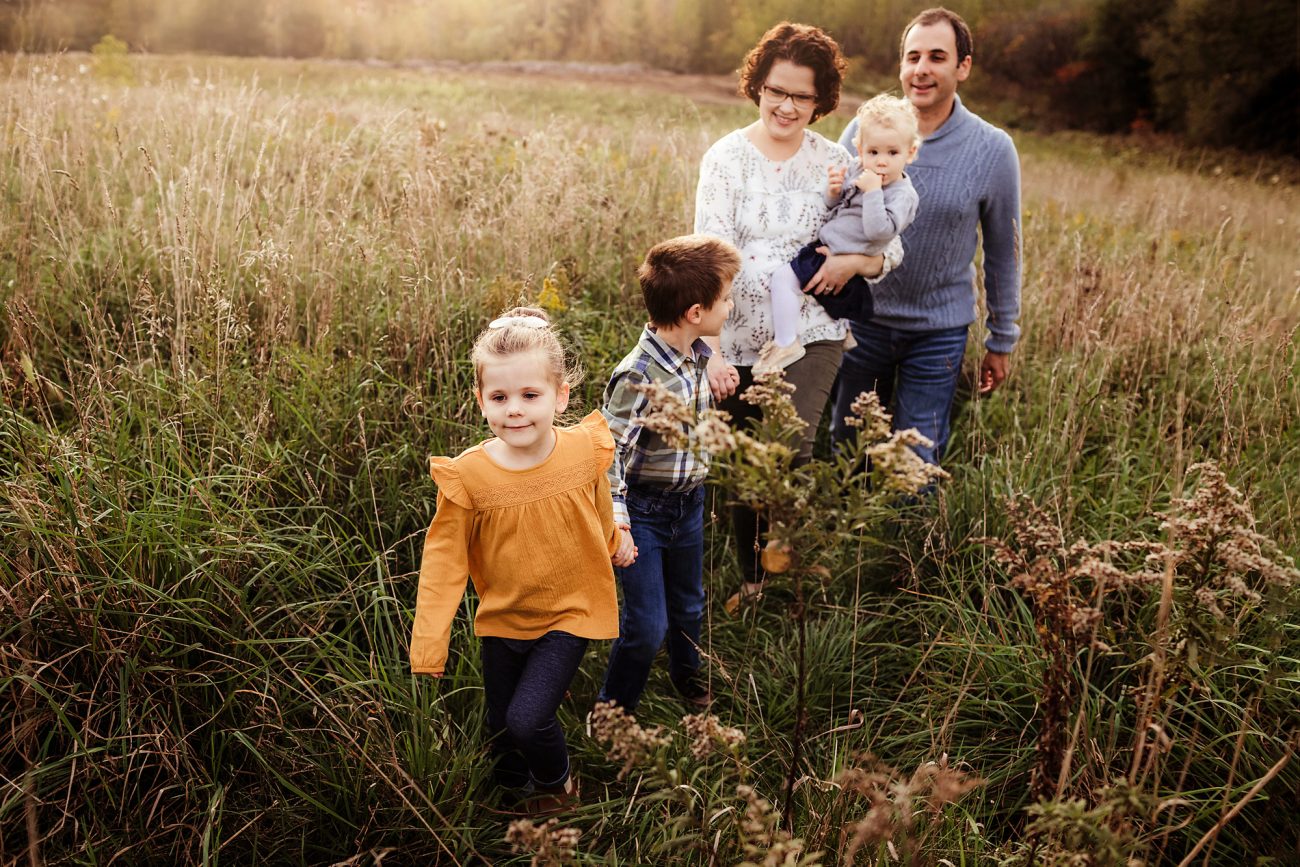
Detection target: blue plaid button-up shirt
<box><xmin>603</xmin><ymin>326</ymin><xmax>713</xmax><ymax>526</ymax></box>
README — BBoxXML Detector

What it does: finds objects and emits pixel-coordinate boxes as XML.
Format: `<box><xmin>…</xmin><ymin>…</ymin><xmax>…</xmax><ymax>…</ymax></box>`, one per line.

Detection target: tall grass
<box><xmin>2</xmin><ymin>53</ymin><xmax>1297</xmax><ymax>864</ymax></box>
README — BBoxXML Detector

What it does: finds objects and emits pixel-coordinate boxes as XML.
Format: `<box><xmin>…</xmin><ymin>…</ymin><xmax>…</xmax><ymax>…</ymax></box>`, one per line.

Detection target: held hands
<box><xmin>854</xmin><ymin>170</ymin><xmax>883</xmax><ymax>193</ymax></box>
<box><xmin>612</xmin><ymin>526</ymin><xmax>638</xmax><ymax>567</ymax></box>
<box><xmin>826</xmin><ymin>165</ymin><xmax>847</xmax><ymax>202</ymax></box>
<box><xmin>705</xmin><ymin>353</ymin><xmax>740</xmax><ymax>401</ymax></box>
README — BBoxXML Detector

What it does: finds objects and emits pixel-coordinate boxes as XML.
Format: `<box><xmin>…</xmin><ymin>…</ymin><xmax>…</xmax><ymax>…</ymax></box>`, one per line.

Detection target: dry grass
<box><xmin>2</xmin><ymin>52</ymin><xmax>1298</xmax><ymax>865</ymax></box>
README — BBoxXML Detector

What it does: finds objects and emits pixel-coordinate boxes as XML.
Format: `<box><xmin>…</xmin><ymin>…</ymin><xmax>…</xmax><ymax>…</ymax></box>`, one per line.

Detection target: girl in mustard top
<box><xmin>410</xmin><ymin>307</ymin><xmax>637</xmax><ymax>814</ymax></box>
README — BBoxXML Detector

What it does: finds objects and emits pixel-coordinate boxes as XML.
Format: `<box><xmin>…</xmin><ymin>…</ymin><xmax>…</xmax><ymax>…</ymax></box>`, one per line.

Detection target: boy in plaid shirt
<box><xmin>598</xmin><ymin>234</ymin><xmax>740</xmax><ymax>712</ymax></box>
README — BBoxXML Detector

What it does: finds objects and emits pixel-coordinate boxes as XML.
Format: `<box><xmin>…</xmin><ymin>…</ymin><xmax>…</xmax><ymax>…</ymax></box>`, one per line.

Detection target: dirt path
<box><xmin>399</xmin><ymin>58</ymin><xmax>748</xmax><ymax>107</ymax></box>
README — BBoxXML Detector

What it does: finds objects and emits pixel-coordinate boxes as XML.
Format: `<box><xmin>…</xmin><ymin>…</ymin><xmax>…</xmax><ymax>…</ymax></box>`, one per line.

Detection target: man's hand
<box><xmin>978</xmin><ymin>351</ymin><xmax>1010</xmax><ymax>394</ymax></box>
<box><xmin>612</xmin><ymin>527</ymin><xmax>638</xmax><ymax>567</ymax></box>
<box><xmin>827</xmin><ymin>165</ymin><xmax>847</xmax><ymax>201</ymax></box>
<box><xmin>854</xmin><ymin>170</ymin><xmax>883</xmax><ymax>193</ymax></box>
<box><xmin>805</xmin><ymin>248</ymin><xmax>884</xmax><ymax>295</ymax></box>
<box><xmin>706</xmin><ymin>353</ymin><xmax>740</xmax><ymax>401</ymax></box>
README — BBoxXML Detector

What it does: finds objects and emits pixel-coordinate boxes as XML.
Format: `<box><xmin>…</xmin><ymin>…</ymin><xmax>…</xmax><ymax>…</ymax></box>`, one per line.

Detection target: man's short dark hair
<box><xmin>900</xmin><ymin>7</ymin><xmax>974</xmax><ymax>65</ymax></box>
<box><xmin>638</xmin><ymin>235</ymin><xmax>740</xmax><ymax>328</ymax></box>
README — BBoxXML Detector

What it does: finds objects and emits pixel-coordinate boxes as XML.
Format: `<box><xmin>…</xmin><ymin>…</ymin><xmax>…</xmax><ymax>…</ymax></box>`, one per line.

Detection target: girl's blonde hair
<box><xmin>855</xmin><ymin>93</ymin><xmax>922</xmax><ymax>150</ymax></box>
<box><xmin>471</xmin><ymin>306</ymin><xmax>583</xmax><ymax>391</ymax></box>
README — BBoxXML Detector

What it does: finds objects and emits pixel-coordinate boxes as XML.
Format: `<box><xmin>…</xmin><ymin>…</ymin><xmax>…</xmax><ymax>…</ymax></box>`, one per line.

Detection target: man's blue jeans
<box><xmin>833</xmin><ymin>320</ymin><xmax>970</xmax><ymax>466</ymax></box>
<box><xmin>599</xmin><ymin>485</ymin><xmax>705</xmax><ymax>713</ymax></box>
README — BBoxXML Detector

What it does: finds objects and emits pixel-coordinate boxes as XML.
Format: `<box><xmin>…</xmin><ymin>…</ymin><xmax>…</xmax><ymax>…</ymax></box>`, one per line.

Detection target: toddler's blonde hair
<box><xmin>471</xmin><ymin>306</ymin><xmax>583</xmax><ymax>391</ymax></box>
<box><xmin>855</xmin><ymin>93</ymin><xmax>922</xmax><ymax>151</ymax></box>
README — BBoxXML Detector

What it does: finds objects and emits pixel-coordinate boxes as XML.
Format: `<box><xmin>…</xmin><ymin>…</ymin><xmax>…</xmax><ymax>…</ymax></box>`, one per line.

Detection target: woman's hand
<box><xmin>804</xmin><ymin>250</ymin><xmax>885</xmax><ymax>295</ymax></box>
<box><xmin>705</xmin><ymin>348</ymin><xmax>739</xmax><ymax>401</ymax></box>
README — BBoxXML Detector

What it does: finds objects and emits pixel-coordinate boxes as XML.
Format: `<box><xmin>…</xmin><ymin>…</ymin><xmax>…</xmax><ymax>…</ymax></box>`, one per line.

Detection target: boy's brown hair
<box><xmin>638</xmin><ymin>234</ymin><xmax>741</xmax><ymax>328</ymax></box>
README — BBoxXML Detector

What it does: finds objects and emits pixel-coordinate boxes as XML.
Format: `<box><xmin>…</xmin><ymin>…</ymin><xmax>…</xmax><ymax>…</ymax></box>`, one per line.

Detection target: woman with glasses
<box><xmin>694</xmin><ymin>22</ymin><xmax>900</xmax><ymax>615</ymax></box>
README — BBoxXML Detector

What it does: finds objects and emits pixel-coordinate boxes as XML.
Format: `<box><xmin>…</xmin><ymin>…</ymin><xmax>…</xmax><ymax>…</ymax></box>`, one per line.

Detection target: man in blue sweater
<box><xmin>832</xmin><ymin>7</ymin><xmax>1021</xmax><ymax>467</ymax></box>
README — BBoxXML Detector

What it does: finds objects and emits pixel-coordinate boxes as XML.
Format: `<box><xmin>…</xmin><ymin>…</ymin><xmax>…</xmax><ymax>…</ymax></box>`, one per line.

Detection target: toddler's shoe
<box><xmin>753</xmin><ymin>340</ymin><xmax>805</xmax><ymax>376</ymax></box>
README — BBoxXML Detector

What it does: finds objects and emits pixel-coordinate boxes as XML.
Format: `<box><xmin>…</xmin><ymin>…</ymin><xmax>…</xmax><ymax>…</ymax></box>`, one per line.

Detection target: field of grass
<box><xmin>2</xmin><ymin>53</ymin><xmax>1298</xmax><ymax>865</ymax></box>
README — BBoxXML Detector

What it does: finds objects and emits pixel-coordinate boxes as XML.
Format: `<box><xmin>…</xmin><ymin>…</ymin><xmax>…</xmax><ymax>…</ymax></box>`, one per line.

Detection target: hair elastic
<box><xmin>488</xmin><ymin>315</ymin><xmax>548</xmax><ymax>330</ymax></box>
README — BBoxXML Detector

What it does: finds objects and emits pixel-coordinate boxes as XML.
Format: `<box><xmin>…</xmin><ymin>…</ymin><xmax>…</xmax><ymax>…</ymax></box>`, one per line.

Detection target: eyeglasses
<box><xmin>760</xmin><ymin>84</ymin><xmax>817</xmax><ymax>110</ymax></box>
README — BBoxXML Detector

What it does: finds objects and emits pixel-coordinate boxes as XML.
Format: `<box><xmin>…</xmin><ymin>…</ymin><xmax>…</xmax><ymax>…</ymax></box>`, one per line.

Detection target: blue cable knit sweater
<box><xmin>840</xmin><ymin>95</ymin><xmax>1022</xmax><ymax>354</ymax></box>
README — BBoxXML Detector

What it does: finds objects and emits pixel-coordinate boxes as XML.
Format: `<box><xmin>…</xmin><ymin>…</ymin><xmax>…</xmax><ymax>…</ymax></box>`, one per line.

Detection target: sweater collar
<box><xmin>925</xmin><ymin>94</ymin><xmax>970</xmax><ymax>144</ymax></box>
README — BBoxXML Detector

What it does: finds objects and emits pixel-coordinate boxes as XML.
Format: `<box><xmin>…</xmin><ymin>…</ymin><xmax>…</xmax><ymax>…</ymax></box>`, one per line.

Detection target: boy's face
<box><xmin>695</xmin><ymin>280</ymin><xmax>735</xmax><ymax>337</ymax></box>
<box><xmin>856</xmin><ymin>125</ymin><xmax>917</xmax><ymax>186</ymax></box>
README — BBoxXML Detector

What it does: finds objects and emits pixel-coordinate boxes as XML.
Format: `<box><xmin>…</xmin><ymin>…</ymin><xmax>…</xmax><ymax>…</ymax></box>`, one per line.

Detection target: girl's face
<box><xmin>757</xmin><ymin>60</ymin><xmax>818</xmax><ymax>145</ymax></box>
<box><xmin>476</xmin><ymin>350</ymin><xmax>569</xmax><ymax>464</ymax></box>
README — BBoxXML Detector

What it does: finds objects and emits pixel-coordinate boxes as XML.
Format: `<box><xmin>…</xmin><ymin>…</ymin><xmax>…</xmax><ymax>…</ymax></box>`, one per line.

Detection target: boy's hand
<box><xmin>705</xmin><ymin>354</ymin><xmax>740</xmax><ymax>401</ymax></box>
<box><xmin>854</xmin><ymin>170</ymin><xmax>883</xmax><ymax>193</ymax></box>
<box><xmin>612</xmin><ymin>527</ymin><xmax>638</xmax><ymax>567</ymax></box>
<box><xmin>827</xmin><ymin>165</ymin><xmax>846</xmax><ymax>201</ymax></box>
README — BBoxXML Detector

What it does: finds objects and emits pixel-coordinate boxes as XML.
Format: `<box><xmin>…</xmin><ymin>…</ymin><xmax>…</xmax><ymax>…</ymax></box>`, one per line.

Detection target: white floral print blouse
<box><xmin>693</xmin><ymin>128</ymin><xmax>900</xmax><ymax>367</ymax></box>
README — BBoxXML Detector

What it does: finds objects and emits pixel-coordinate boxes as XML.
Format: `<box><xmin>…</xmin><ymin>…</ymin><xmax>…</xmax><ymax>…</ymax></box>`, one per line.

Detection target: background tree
<box><xmin>1</xmin><ymin>0</ymin><xmax>1296</xmax><ymax>152</ymax></box>
<box><xmin>1143</xmin><ymin>0</ymin><xmax>1299</xmax><ymax>149</ymax></box>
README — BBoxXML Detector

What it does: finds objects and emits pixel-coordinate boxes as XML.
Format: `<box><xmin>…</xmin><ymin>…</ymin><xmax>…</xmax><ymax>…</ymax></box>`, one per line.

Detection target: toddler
<box><xmin>758</xmin><ymin>93</ymin><xmax>921</xmax><ymax>373</ymax></box>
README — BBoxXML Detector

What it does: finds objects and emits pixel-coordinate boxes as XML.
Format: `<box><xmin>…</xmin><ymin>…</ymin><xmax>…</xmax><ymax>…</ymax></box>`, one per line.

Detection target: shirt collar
<box><xmin>926</xmin><ymin>94</ymin><xmax>969</xmax><ymax>144</ymax></box>
<box><xmin>640</xmin><ymin>325</ymin><xmax>713</xmax><ymax>372</ymax></box>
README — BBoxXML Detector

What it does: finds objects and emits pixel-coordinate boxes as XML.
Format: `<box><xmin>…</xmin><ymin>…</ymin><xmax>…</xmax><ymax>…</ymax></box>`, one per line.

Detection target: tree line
<box><xmin>2</xmin><ymin>0</ymin><xmax>1295</xmax><ymax>152</ymax></box>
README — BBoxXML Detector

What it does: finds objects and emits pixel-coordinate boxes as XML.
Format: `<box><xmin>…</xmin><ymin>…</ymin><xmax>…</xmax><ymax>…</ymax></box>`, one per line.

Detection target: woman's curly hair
<box><xmin>737</xmin><ymin>22</ymin><xmax>847</xmax><ymax>123</ymax></box>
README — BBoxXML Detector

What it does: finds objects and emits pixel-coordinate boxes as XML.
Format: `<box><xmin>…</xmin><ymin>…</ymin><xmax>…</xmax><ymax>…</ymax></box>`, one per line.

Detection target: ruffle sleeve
<box><xmin>579</xmin><ymin>410</ymin><xmax>615</xmax><ymax>476</ymax></box>
<box><xmin>428</xmin><ymin>455</ymin><xmax>472</xmax><ymax>508</ymax></box>
<box><xmin>580</xmin><ymin>409</ymin><xmax>622</xmax><ymax>555</ymax></box>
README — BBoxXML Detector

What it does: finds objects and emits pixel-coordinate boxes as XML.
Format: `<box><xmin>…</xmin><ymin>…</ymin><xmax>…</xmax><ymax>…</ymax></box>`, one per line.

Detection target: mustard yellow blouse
<box><xmin>410</xmin><ymin>410</ymin><xmax>621</xmax><ymax>675</ymax></box>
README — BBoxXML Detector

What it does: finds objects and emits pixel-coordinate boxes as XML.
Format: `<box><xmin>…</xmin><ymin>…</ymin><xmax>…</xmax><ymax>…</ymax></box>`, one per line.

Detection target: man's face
<box><xmin>899</xmin><ymin>20</ymin><xmax>971</xmax><ymax>116</ymax></box>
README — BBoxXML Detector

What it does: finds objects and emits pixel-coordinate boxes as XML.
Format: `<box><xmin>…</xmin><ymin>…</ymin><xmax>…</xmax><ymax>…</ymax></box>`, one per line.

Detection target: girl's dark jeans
<box><xmin>480</xmin><ymin>630</ymin><xmax>588</xmax><ymax>791</ymax></box>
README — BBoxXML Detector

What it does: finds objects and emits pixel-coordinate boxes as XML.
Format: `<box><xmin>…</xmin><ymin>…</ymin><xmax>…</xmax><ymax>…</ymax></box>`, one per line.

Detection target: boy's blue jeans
<box><xmin>481</xmin><ymin>630</ymin><xmax>588</xmax><ymax>791</ymax></box>
<box><xmin>599</xmin><ymin>485</ymin><xmax>705</xmax><ymax>713</ymax></box>
<box><xmin>833</xmin><ymin>320</ymin><xmax>970</xmax><ymax>466</ymax></box>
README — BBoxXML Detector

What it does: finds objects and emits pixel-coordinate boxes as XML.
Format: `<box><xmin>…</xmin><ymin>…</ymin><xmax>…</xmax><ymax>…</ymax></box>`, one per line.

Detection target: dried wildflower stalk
<box><xmin>683</xmin><ymin>712</ymin><xmax>747</xmax><ymax>761</ymax></box>
<box><xmin>629</xmin><ymin>380</ymin><xmax>694</xmax><ymax>450</ymax></box>
<box><xmin>981</xmin><ymin>461</ymin><xmax>1299</xmax><ymax>803</ymax></box>
<box><xmin>631</xmin><ymin>371</ymin><xmax>949</xmax><ymax>829</ymax></box>
<box><xmin>1159</xmin><ymin>462</ymin><xmax>1298</xmax><ymax>625</ymax></box>
<box><xmin>838</xmin><ymin>754</ymin><xmax>983</xmax><ymax>866</ymax></box>
<box><xmin>735</xmin><ymin>784</ymin><xmax>821</xmax><ymax>867</ymax></box>
<box><xmin>589</xmin><ymin>700</ymin><xmax>672</xmax><ymax>780</ymax></box>
<box><xmin>506</xmin><ymin>817</ymin><xmax>580</xmax><ymax>866</ymax></box>
<box><xmin>981</xmin><ymin>496</ymin><xmax>1159</xmax><ymax>800</ymax></box>
<box><xmin>1129</xmin><ymin>461</ymin><xmax>1299</xmax><ymax>787</ymax></box>
<box><xmin>1002</xmin><ymin>779</ymin><xmax>1154</xmax><ymax>867</ymax></box>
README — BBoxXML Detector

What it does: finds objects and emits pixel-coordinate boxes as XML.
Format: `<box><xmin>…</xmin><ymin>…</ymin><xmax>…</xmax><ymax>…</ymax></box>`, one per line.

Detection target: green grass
<box><xmin>3</xmin><ymin>53</ymin><xmax>1298</xmax><ymax>865</ymax></box>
